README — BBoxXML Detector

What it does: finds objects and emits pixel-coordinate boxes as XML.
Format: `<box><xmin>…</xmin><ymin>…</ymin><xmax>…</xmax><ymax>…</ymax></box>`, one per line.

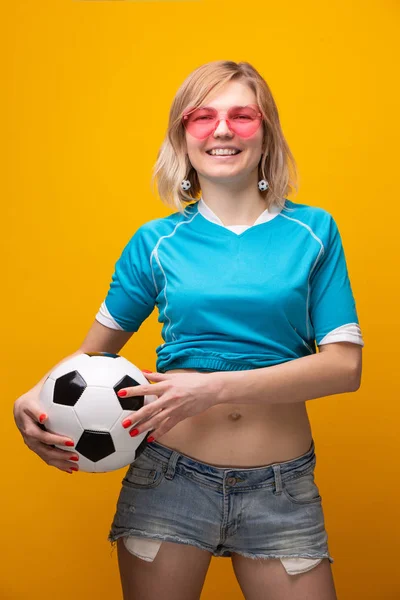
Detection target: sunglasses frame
<box><xmin>182</xmin><ymin>104</ymin><xmax>263</xmax><ymax>139</ymax></box>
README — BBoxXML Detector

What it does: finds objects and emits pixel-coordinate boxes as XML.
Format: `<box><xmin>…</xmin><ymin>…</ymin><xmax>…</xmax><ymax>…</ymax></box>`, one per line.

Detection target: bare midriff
<box><xmin>152</xmin><ymin>368</ymin><xmax>313</xmax><ymax>468</ymax></box>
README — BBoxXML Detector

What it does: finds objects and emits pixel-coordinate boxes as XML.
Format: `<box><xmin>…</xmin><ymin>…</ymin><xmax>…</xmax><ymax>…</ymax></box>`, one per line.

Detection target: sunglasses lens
<box><xmin>183</xmin><ymin>107</ymin><xmax>218</xmax><ymax>139</ymax></box>
<box><xmin>183</xmin><ymin>106</ymin><xmax>261</xmax><ymax>139</ymax></box>
<box><xmin>227</xmin><ymin>106</ymin><xmax>262</xmax><ymax>138</ymax></box>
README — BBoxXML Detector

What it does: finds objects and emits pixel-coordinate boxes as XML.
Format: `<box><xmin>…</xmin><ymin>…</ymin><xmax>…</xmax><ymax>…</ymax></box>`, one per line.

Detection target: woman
<box><xmin>14</xmin><ymin>61</ymin><xmax>363</xmax><ymax>600</ymax></box>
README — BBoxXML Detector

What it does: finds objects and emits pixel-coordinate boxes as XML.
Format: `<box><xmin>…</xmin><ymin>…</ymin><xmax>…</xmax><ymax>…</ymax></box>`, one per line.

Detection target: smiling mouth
<box><xmin>205</xmin><ymin>150</ymin><xmax>243</xmax><ymax>158</ymax></box>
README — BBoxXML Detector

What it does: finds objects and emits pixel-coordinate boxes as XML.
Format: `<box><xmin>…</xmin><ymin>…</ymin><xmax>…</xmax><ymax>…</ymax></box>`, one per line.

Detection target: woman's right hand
<box><xmin>13</xmin><ymin>389</ymin><xmax>79</xmax><ymax>474</ymax></box>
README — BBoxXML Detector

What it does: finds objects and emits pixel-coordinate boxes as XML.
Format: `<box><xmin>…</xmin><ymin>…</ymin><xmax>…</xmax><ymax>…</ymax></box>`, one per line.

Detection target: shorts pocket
<box><xmin>122</xmin><ymin>452</ymin><xmax>165</xmax><ymax>489</ymax></box>
<box><xmin>282</xmin><ymin>470</ymin><xmax>322</xmax><ymax>505</ymax></box>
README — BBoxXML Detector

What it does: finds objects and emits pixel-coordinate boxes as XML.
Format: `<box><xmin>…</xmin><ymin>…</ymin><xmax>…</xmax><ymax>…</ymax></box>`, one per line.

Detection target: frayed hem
<box><xmin>107</xmin><ymin>530</ymin><xmax>214</xmax><ymax>557</ymax></box>
<box><xmin>107</xmin><ymin>531</ymin><xmax>334</xmax><ymax>568</ymax></box>
<box><xmin>228</xmin><ymin>549</ymin><xmax>334</xmax><ymax>565</ymax></box>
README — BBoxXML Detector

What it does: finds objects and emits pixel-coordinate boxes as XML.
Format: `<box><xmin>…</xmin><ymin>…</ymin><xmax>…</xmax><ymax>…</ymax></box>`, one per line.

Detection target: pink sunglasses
<box><xmin>182</xmin><ymin>104</ymin><xmax>263</xmax><ymax>140</ymax></box>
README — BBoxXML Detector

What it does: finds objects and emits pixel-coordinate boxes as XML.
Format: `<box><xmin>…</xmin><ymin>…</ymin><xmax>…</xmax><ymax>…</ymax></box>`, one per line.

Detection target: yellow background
<box><xmin>2</xmin><ymin>1</ymin><xmax>399</xmax><ymax>598</ymax></box>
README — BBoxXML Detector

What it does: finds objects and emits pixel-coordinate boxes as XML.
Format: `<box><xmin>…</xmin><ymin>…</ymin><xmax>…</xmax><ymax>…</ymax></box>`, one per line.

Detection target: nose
<box><xmin>213</xmin><ymin>118</ymin><xmax>234</xmax><ymax>137</ymax></box>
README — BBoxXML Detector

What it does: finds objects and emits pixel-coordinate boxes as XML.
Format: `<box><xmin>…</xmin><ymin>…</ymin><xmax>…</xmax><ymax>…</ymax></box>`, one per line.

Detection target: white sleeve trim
<box><xmin>318</xmin><ymin>323</ymin><xmax>364</xmax><ymax>347</ymax></box>
<box><xmin>95</xmin><ymin>301</ymin><xmax>124</xmax><ymax>331</ymax></box>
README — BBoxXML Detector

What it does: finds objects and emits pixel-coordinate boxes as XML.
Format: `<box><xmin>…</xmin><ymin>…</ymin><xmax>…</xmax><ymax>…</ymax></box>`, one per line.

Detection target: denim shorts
<box><xmin>108</xmin><ymin>438</ymin><xmax>334</xmax><ymax>564</ymax></box>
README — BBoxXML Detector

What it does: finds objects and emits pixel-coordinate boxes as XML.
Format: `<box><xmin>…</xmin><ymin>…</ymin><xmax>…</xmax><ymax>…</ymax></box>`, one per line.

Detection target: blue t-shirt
<box><xmin>96</xmin><ymin>198</ymin><xmax>364</xmax><ymax>373</ymax></box>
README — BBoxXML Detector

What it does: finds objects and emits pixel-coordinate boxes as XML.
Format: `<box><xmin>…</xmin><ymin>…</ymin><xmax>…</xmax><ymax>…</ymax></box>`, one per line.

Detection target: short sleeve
<box><xmin>95</xmin><ymin>227</ymin><xmax>157</xmax><ymax>332</ymax></box>
<box><xmin>309</xmin><ymin>215</ymin><xmax>362</xmax><ymax>347</ymax></box>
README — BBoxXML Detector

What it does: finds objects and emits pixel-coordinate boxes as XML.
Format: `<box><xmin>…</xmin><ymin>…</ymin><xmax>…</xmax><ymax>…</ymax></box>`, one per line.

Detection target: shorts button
<box><xmin>227</xmin><ymin>477</ymin><xmax>236</xmax><ymax>485</ymax></box>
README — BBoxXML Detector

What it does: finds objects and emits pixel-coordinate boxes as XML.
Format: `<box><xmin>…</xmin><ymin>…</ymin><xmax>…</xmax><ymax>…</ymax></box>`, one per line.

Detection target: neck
<box><xmin>198</xmin><ymin>178</ymin><xmax>268</xmax><ymax>226</ymax></box>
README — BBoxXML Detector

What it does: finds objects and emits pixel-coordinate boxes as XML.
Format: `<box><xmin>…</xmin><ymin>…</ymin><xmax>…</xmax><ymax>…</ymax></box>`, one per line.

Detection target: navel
<box><xmin>228</xmin><ymin>411</ymin><xmax>242</xmax><ymax>421</ymax></box>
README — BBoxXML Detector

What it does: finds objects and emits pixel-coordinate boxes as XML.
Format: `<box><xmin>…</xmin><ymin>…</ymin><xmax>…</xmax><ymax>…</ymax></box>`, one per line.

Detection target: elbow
<box><xmin>348</xmin><ymin>364</ymin><xmax>362</xmax><ymax>392</ymax></box>
<box><xmin>345</xmin><ymin>348</ymin><xmax>363</xmax><ymax>392</ymax></box>
<box><xmin>349</xmin><ymin>377</ymin><xmax>361</xmax><ymax>392</ymax></box>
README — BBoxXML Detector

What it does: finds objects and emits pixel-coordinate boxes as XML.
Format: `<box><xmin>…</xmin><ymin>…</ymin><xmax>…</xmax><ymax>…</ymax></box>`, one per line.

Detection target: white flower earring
<box><xmin>181</xmin><ymin>179</ymin><xmax>191</xmax><ymax>191</ymax></box>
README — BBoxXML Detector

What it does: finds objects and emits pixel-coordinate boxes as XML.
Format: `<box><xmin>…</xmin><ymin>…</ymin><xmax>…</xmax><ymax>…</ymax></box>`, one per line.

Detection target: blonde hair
<box><xmin>151</xmin><ymin>60</ymin><xmax>298</xmax><ymax>215</ymax></box>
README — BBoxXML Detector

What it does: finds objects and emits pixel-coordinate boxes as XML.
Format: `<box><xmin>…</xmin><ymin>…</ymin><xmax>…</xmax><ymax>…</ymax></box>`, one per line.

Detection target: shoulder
<box><xmin>282</xmin><ymin>199</ymin><xmax>337</xmax><ymax>244</ymax></box>
<box><xmin>283</xmin><ymin>199</ymin><xmax>333</xmax><ymax>222</ymax></box>
<box><xmin>126</xmin><ymin>209</ymin><xmax>191</xmax><ymax>249</ymax></box>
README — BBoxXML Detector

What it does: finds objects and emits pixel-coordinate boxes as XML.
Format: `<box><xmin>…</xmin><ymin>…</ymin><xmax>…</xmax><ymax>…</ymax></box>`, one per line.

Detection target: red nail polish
<box><xmin>122</xmin><ymin>419</ymin><xmax>132</xmax><ymax>428</ymax></box>
<box><xmin>117</xmin><ymin>390</ymin><xmax>127</xmax><ymax>397</ymax></box>
<box><xmin>65</xmin><ymin>441</ymin><xmax>75</xmax><ymax>447</ymax></box>
<box><xmin>130</xmin><ymin>428</ymin><xmax>139</xmax><ymax>437</ymax></box>
<box><xmin>70</xmin><ymin>466</ymin><xmax>79</xmax><ymax>472</ymax></box>
<box><xmin>147</xmin><ymin>436</ymin><xmax>155</xmax><ymax>443</ymax></box>
<box><xmin>39</xmin><ymin>414</ymin><xmax>47</xmax><ymax>423</ymax></box>
<box><xmin>142</xmin><ymin>370</ymin><xmax>152</xmax><ymax>373</ymax></box>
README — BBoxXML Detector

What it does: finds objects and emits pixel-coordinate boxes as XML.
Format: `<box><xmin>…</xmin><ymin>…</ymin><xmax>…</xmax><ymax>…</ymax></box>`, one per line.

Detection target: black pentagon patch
<box><xmin>114</xmin><ymin>375</ymin><xmax>145</xmax><ymax>411</ymax></box>
<box><xmin>54</xmin><ymin>371</ymin><xmax>87</xmax><ymax>406</ymax></box>
<box><xmin>75</xmin><ymin>430</ymin><xmax>115</xmax><ymax>462</ymax></box>
<box><xmin>85</xmin><ymin>352</ymin><xmax>120</xmax><ymax>358</ymax></box>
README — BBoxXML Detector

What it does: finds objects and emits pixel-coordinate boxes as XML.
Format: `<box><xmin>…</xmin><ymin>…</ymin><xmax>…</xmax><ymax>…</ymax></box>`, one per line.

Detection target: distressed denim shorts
<box><xmin>108</xmin><ymin>437</ymin><xmax>334</xmax><ymax>567</ymax></box>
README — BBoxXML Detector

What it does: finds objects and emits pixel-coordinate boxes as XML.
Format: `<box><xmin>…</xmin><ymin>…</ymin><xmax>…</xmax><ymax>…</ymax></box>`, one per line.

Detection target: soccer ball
<box><xmin>38</xmin><ymin>352</ymin><xmax>158</xmax><ymax>473</ymax></box>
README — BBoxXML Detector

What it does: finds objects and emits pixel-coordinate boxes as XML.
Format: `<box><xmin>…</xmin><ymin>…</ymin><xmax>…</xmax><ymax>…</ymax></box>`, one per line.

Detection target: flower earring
<box><xmin>181</xmin><ymin>179</ymin><xmax>191</xmax><ymax>191</ymax></box>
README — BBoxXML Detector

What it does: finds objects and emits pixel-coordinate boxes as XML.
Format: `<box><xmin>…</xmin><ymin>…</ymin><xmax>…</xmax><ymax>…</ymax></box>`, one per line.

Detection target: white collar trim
<box><xmin>197</xmin><ymin>196</ymin><xmax>282</xmax><ymax>233</ymax></box>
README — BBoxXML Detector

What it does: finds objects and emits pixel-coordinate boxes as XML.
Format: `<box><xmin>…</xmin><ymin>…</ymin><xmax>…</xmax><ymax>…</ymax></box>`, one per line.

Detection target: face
<box><xmin>183</xmin><ymin>80</ymin><xmax>264</xmax><ymax>186</ymax></box>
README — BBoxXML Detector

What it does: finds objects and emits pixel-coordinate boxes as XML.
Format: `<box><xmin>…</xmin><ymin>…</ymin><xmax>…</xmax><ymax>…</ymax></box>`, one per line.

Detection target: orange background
<box><xmin>2</xmin><ymin>1</ymin><xmax>399</xmax><ymax>598</ymax></box>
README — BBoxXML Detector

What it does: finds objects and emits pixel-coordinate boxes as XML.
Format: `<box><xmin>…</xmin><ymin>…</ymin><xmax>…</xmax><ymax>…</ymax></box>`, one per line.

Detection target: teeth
<box><xmin>209</xmin><ymin>149</ymin><xmax>240</xmax><ymax>156</ymax></box>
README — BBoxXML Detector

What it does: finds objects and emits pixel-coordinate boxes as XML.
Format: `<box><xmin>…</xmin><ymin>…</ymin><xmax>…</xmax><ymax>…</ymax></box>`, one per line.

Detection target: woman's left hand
<box><xmin>118</xmin><ymin>371</ymin><xmax>223</xmax><ymax>441</ymax></box>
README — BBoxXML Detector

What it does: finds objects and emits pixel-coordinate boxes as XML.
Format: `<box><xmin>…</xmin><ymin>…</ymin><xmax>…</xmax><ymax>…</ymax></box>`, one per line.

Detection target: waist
<box><xmin>153</xmin><ymin>368</ymin><xmax>312</xmax><ymax>467</ymax></box>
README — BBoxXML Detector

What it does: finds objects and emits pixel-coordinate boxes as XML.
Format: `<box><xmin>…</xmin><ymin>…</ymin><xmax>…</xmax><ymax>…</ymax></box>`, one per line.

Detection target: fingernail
<box><xmin>117</xmin><ymin>390</ymin><xmax>127</xmax><ymax>397</ymax></box>
<box><xmin>70</xmin><ymin>455</ymin><xmax>79</xmax><ymax>461</ymax></box>
<box><xmin>39</xmin><ymin>414</ymin><xmax>47</xmax><ymax>423</ymax></box>
<box><xmin>129</xmin><ymin>428</ymin><xmax>139</xmax><ymax>437</ymax></box>
<box><xmin>70</xmin><ymin>466</ymin><xmax>79</xmax><ymax>472</ymax></box>
<box><xmin>142</xmin><ymin>369</ymin><xmax>152</xmax><ymax>373</ymax></box>
<box><xmin>147</xmin><ymin>436</ymin><xmax>155</xmax><ymax>443</ymax></box>
<box><xmin>65</xmin><ymin>441</ymin><xmax>75</xmax><ymax>447</ymax></box>
<box><xmin>122</xmin><ymin>418</ymin><xmax>132</xmax><ymax>429</ymax></box>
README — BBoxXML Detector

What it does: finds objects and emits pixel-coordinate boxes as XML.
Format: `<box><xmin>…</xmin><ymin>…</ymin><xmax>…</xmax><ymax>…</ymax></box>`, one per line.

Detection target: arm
<box><xmin>215</xmin><ymin>342</ymin><xmax>362</xmax><ymax>406</ymax></box>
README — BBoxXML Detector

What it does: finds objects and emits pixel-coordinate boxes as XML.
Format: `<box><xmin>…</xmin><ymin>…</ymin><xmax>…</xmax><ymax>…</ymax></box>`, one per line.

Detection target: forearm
<box><xmin>214</xmin><ymin>352</ymin><xmax>360</xmax><ymax>405</ymax></box>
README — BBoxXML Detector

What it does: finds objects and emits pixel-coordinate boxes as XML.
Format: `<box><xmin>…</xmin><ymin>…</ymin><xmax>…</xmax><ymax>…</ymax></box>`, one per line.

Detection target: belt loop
<box><xmin>273</xmin><ymin>464</ymin><xmax>282</xmax><ymax>494</ymax></box>
<box><xmin>164</xmin><ymin>450</ymin><xmax>180</xmax><ymax>480</ymax></box>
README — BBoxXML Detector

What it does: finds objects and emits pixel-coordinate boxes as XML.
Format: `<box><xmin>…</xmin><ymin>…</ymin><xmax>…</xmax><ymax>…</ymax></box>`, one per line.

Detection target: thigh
<box><xmin>117</xmin><ymin>537</ymin><xmax>213</xmax><ymax>600</ymax></box>
<box><xmin>231</xmin><ymin>555</ymin><xmax>337</xmax><ymax>600</ymax></box>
